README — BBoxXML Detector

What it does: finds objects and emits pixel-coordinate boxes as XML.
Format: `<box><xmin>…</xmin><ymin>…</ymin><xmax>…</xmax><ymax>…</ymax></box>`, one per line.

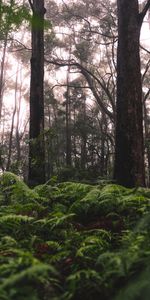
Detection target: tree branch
<box><xmin>62</xmin><ymin>0</ymin><xmax>116</xmax><ymax>40</ymax></box>
<box><xmin>142</xmin><ymin>59</ymin><xmax>150</xmax><ymax>83</ymax></box>
<box><xmin>50</xmin><ymin>84</ymin><xmax>90</xmax><ymax>91</ymax></box>
<box><xmin>8</xmin><ymin>38</ymin><xmax>31</xmax><ymax>51</ymax></box>
<box><xmin>143</xmin><ymin>88</ymin><xmax>150</xmax><ymax>103</ymax></box>
<box><xmin>45</xmin><ymin>58</ymin><xmax>115</xmax><ymax>122</ymax></box>
<box><xmin>28</xmin><ymin>0</ymin><xmax>34</xmax><ymax>12</ymax></box>
<box><xmin>138</xmin><ymin>0</ymin><xmax>150</xmax><ymax>26</ymax></box>
<box><xmin>140</xmin><ymin>44</ymin><xmax>150</xmax><ymax>54</ymax></box>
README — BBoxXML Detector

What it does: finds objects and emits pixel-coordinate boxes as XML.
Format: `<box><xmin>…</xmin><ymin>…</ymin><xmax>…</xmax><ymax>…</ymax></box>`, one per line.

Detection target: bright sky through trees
<box><xmin>0</xmin><ymin>0</ymin><xmax>150</xmax><ymax>130</ymax></box>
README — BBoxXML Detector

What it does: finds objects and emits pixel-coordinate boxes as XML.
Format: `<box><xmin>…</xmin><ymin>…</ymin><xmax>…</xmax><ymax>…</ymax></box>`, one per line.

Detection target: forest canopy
<box><xmin>0</xmin><ymin>0</ymin><xmax>149</xmax><ymax>187</ymax></box>
<box><xmin>0</xmin><ymin>1</ymin><xmax>150</xmax><ymax>299</ymax></box>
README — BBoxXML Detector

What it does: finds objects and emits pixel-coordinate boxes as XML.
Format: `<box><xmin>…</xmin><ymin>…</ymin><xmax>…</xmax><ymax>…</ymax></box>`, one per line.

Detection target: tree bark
<box><xmin>144</xmin><ymin>102</ymin><xmax>150</xmax><ymax>187</ymax></box>
<box><xmin>28</xmin><ymin>0</ymin><xmax>45</xmax><ymax>186</ymax></box>
<box><xmin>0</xmin><ymin>36</ymin><xmax>7</xmax><ymax>119</ymax></box>
<box><xmin>6</xmin><ymin>65</ymin><xmax>19</xmax><ymax>171</ymax></box>
<box><xmin>114</xmin><ymin>0</ymin><xmax>146</xmax><ymax>187</ymax></box>
<box><xmin>80</xmin><ymin>96</ymin><xmax>87</xmax><ymax>170</ymax></box>
<box><xmin>65</xmin><ymin>65</ymin><xmax>72</xmax><ymax>167</ymax></box>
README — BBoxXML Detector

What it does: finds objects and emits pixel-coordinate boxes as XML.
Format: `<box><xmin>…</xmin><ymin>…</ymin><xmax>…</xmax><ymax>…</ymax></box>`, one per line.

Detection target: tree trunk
<box><xmin>80</xmin><ymin>96</ymin><xmax>87</xmax><ymax>170</ymax></box>
<box><xmin>144</xmin><ymin>102</ymin><xmax>150</xmax><ymax>187</ymax></box>
<box><xmin>15</xmin><ymin>68</ymin><xmax>22</xmax><ymax>165</ymax></box>
<box><xmin>114</xmin><ymin>0</ymin><xmax>145</xmax><ymax>187</ymax></box>
<box><xmin>28</xmin><ymin>0</ymin><xmax>45</xmax><ymax>186</ymax></box>
<box><xmin>0</xmin><ymin>35</ymin><xmax>7</xmax><ymax>119</ymax></box>
<box><xmin>65</xmin><ymin>66</ymin><xmax>72</xmax><ymax>167</ymax></box>
<box><xmin>6</xmin><ymin>65</ymin><xmax>19</xmax><ymax>171</ymax></box>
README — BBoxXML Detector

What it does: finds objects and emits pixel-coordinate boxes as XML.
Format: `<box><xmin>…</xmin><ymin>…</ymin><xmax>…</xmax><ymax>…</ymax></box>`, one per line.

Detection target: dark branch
<box><xmin>45</xmin><ymin>58</ymin><xmax>115</xmax><ymax>122</ymax></box>
<box><xmin>62</xmin><ymin>0</ymin><xmax>116</xmax><ymax>40</ymax></box>
<box><xmin>7</xmin><ymin>38</ymin><xmax>31</xmax><ymax>51</ymax></box>
<box><xmin>140</xmin><ymin>44</ymin><xmax>150</xmax><ymax>54</ymax></box>
<box><xmin>138</xmin><ymin>0</ymin><xmax>150</xmax><ymax>27</ymax></box>
<box><xmin>142</xmin><ymin>59</ymin><xmax>150</xmax><ymax>83</ymax></box>
<box><xmin>50</xmin><ymin>84</ymin><xmax>90</xmax><ymax>91</ymax></box>
<box><xmin>28</xmin><ymin>0</ymin><xmax>34</xmax><ymax>12</ymax></box>
<box><xmin>143</xmin><ymin>88</ymin><xmax>150</xmax><ymax>103</ymax></box>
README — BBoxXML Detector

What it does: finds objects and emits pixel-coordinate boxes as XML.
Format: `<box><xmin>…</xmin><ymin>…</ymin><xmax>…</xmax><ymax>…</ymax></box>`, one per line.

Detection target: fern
<box><xmin>1</xmin><ymin>175</ymin><xmax>150</xmax><ymax>300</ymax></box>
<box><xmin>54</xmin><ymin>182</ymin><xmax>93</xmax><ymax>204</ymax></box>
<box><xmin>0</xmin><ymin>172</ymin><xmax>40</xmax><ymax>204</ymax></box>
<box><xmin>0</xmin><ymin>264</ymin><xmax>57</xmax><ymax>289</ymax></box>
<box><xmin>34</xmin><ymin>212</ymin><xmax>75</xmax><ymax>231</ymax></box>
<box><xmin>0</xmin><ymin>214</ymin><xmax>34</xmax><ymax>238</ymax></box>
<box><xmin>69</xmin><ymin>188</ymin><xmax>101</xmax><ymax>223</ymax></box>
<box><xmin>0</xmin><ymin>236</ymin><xmax>18</xmax><ymax>249</ymax></box>
<box><xmin>33</xmin><ymin>183</ymin><xmax>54</xmax><ymax>199</ymax></box>
<box><xmin>0</xmin><ymin>263</ymin><xmax>60</xmax><ymax>300</ymax></box>
<box><xmin>76</xmin><ymin>230</ymin><xmax>111</xmax><ymax>266</ymax></box>
<box><xmin>96</xmin><ymin>251</ymin><xmax>126</xmax><ymax>277</ymax></box>
<box><xmin>114</xmin><ymin>265</ymin><xmax>150</xmax><ymax>300</ymax></box>
<box><xmin>0</xmin><ymin>243</ymin><xmax>60</xmax><ymax>300</ymax></box>
<box><xmin>62</xmin><ymin>269</ymin><xmax>102</xmax><ymax>300</ymax></box>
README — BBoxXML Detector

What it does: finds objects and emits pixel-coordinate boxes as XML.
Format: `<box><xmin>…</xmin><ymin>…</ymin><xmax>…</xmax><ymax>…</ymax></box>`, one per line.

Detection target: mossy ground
<box><xmin>1</xmin><ymin>172</ymin><xmax>150</xmax><ymax>300</ymax></box>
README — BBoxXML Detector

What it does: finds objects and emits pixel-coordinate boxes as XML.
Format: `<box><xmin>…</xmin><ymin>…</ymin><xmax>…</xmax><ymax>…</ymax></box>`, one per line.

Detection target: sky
<box><xmin>141</xmin><ymin>20</ymin><xmax>150</xmax><ymax>48</ymax></box>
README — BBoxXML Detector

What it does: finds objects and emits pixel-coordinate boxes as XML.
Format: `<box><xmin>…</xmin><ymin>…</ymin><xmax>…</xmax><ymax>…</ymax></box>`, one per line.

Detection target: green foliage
<box><xmin>69</xmin><ymin>188</ymin><xmax>101</xmax><ymax>223</ymax></box>
<box><xmin>63</xmin><ymin>269</ymin><xmax>102</xmax><ymax>300</ymax></box>
<box><xmin>1</xmin><ymin>172</ymin><xmax>150</xmax><ymax>299</ymax></box>
<box><xmin>57</xmin><ymin>166</ymin><xmax>108</xmax><ymax>183</ymax></box>
<box><xmin>0</xmin><ymin>214</ymin><xmax>34</xmax><ymax>238</ymax></box>
<box><xmin>34</xmin><ymin>181</ymin><xmax>93</xmax><ymax>207</ymax></box>
<box><xmin>0</xmin><ymin>172</ymin><xmax>41</xmax><ymax>204</ymax></box>
<box><xmin>0</xmin><ymin>249</ymin><xmax>60</xmax><ymax>300</ymax></box>
<box><xmin>56</xmin><ymin>182</ymin><xmax>93</xmax><ymax>203</ymax></box>
<box><xmin>0</xmin><ymin>2</ymin><xmax>30</xmax><ymax>37</ymax></box>
<box><xmin>57</xmin><ymin>166</ymin><xmax>81</xmax><ymax>182</ymax></box>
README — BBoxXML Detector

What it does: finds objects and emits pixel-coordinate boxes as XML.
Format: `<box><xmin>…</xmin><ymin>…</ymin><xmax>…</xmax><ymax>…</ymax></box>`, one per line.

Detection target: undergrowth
<box><xmin>0</xmin><ymin>172</ymin><xmax>150</xmax><ymax>299</ymax></box>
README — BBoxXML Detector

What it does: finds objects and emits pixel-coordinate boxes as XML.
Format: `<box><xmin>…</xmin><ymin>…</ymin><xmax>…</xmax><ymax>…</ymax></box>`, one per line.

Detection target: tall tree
<box><xmin>114</xmin><ymin>0</ymin><xmax>150</xmax><ymax>187</ymax></box>
<box><xmin>65</xmin><ymin>65</ymin><xmax>72</xmax><ymax>167</ymax></box>
<box><xmin>28</xmin><ymin>0</ymin><xmax>46</xmax><ymax>186</ymax></box>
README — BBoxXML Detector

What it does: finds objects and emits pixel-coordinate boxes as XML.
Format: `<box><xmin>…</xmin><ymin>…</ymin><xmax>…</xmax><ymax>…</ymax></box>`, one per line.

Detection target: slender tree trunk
<box><xmin>0</xmin><ymin>106</ymin><xmax>5</xmax><ymax>171</ymax></box>
<box><xmin>73</xmin><ymin>105</ymin><xmax>77</xmax><ymax>167</ymax></box>
<box><xmin>114</xmin><ymin>0</ymin><xmax>145</xmax><ymax>187</ymax></box>
<box><xmin>46</xmin><ymin>104</ymin><xmax>54</xmax><ymax>178</ymax></box>
<box><xmin>28</xmin><ymin>0</ymin><xmax>45</xmax><ymax>186</ymax></box>
<box><xmin>144</xmin><ymin>102</ymin><xmax>150</xmax><ymax>187</ymax></box>
<box><xmin>65</xmin><ymin>65</ymin><xmax>72</xmax><ymax>167</ymax></box>
<box><xmin>15</xmin><ymin>68</ymin><xmax>23</xmax><ymax>165</ymax></box>
<box><xmin>80</xmin><ymin>97</ymin><xmax>87</xmax><ymax>170</ymax></box>
<box><xmin>6</xmin><ymin>65</ymin><xmax>19</xmax><ymax>170</ymax></box>
<box><xmin>0</xmin><ymin>36</ymin><xmax>7</xmax><ymax>119</ymax></box>
<box><xmin>99</xmin><ymin>113</ymin><xmax>107</xmax><ymax>177</ymax></box>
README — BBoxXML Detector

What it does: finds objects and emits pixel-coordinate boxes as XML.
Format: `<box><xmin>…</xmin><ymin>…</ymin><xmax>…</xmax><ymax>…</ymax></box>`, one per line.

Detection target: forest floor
<box><xmin>1</xmin><ymin>172</ymin><xmax>150</xmax><ymax>300</ymax></box>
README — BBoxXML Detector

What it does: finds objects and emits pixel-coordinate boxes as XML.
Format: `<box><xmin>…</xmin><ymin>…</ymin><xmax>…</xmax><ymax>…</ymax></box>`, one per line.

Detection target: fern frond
<box><xmin>0</xmin><ymin>172</ymin><xmax>40</xmax><ymax>204</ymax></box>
<box><xmin>114</xmin><ymin>265</ymin><xmax>150</xmax><ymax>300</ymax></box>
<box><xmin>63</xmin><ymin>269</ymin><xmax>102</xmax><ymax>300</ymax></box>
<box><xmin>0</xmin><ymin>214</ymin><xmax>34</xmax><ymax>238</ymax></box>
<box><xmin>34</xmin><ymin>213</ymin><xmax>75</xmax><ymax>231</ymax></box>
<box><xmin>0</xmin><ymin>264</ymin><xmax>57</xmax><ymax>289</ymax></box>
<box><xmin>69</xmin><ymin>188</ymin><xmax>101</xmax><ymax>223</ymax></box>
